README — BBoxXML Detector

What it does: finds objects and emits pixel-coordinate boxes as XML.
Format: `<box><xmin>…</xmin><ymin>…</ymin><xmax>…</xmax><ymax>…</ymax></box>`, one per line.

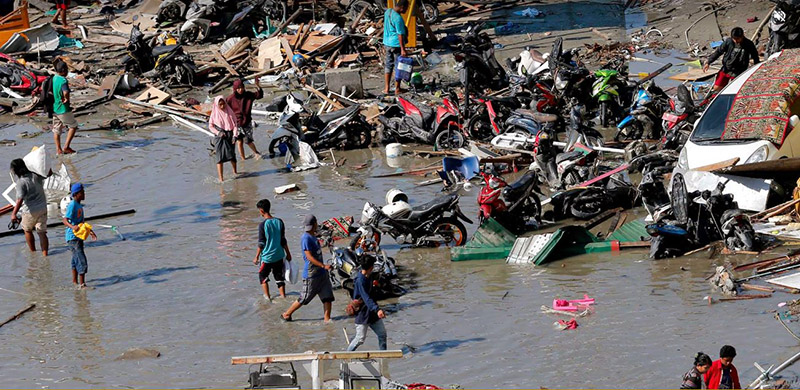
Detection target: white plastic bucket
<box><xmin>385</xmin><ymin>143</ymin><xmax>403</xmax><ymax>158</ymax></box>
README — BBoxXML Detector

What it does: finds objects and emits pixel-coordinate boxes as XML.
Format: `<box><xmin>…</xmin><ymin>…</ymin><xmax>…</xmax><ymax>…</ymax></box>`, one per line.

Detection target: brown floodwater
<box><xmin>0</xmin><ymin>113</ymin><xmax>799</xmax><ymax>389</ymax></box>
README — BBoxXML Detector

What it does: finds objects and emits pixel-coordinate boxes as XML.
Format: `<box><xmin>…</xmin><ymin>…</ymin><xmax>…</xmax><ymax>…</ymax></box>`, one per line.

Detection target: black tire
<box><xmin>349</xmin><ymin>0</ymin><xmax>379</xmax><ymax>20</ymax></box>
<box><xmin>569</xmin><ymin>189</ymin><xmax>610</xmax><ymax>220</ymax></box>
<box><xmin>466</xmin><ymin>111</ymin><xmax>494</xmax><ymax>141</ymax></box>
<box><xmin>268</xmin><ymin>136</ymin><xmax>291</xmax><ymax>157</ymax></box>
<box><xmin>431</xmin><ymin>217</ymin><xmax>468</xmax><ymax>247</ymax></box>
<box><xmin>263</xmin><ymin>0</ymin><xmax>287</xmax><ymax>23</ymax></box>
<box><xmin>342</xmin><ymin>278</ymin><xmax>354</xmax><ymax>294</ymax></box>
<box><xmin>522</xmin><ymin>193</ymin><xmax>542</xmax><ymax>223</ymax></box>
<box><xmin>421</xmin><ymin>2</ymin><xmax>438</xmax><ymax>23</ymax></box>
<box><xmin>599</xmin><ymin>101</ymin><xmax>609</xmax><ymax>127</ymax></box>
<box><xmin>433</xmin><ymin>126</ymin><xmax>465</xmax><ymax>150</ymax></box>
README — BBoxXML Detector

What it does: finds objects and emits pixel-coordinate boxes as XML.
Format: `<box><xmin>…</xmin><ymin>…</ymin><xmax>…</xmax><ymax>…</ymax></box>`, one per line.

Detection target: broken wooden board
<box><xmin>298</xmin><ymin>33</ymin><xmax>340</xmax><ymax>53</ymax></box>
<box><xmin>694</xmin><ymin>157</ymin><xmax>739</xmax><ymax>172</ymax></box>
<box><xmin>257</xmin><ymin>37</ymin><xmax>283</xmax><ymax>70</ymax></box>
<box><xmin>668</xmin><ymin>67</ymin><xmax>719</xmax><ymax>81</ymax></box>
<box><xmin>713</xmin><ymin>157</ymin><xmax>800</xmax><ymax>178</ymax></box>
<box><xmin>135</xmin><ymin>86</ymin><xmax>170</xmax><ymax>105</ymax></box>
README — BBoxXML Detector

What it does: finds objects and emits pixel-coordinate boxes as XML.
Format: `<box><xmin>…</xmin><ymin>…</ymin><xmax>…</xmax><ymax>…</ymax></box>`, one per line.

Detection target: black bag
<box><xmin>40</xmin><ymin>76</ymin><xmax>54</xmax><ymax>118</ymax></box>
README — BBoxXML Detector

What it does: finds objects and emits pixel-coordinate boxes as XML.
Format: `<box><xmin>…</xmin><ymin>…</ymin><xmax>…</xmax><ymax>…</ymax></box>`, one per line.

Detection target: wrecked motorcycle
<box><xmin>615</xmin><ymin>80</ymin><xmax>670</xmax><ymax>141</ymax></box>
<box><xmin>123</xmin><ymin>24</ymin><xmax>196</xmax><ymax>85</ymax></box>
<box><xmin>477</xmin><ymin>169</ymin><xmax>542</xmax><ymax>232</ymax></box>
<box><xmin>766</xmin><ymin>0</ymin><xmax>800</xmax><ymax>56</ymax></box>
<box><xmin>378</xmin><ymin>89</ymin><xmax>465</xmax><ymax>149</ymax></box>
<box><xmin>352</xmin><ymin>190</ymin><xmax>472</xmax><ymax>248</ymax></box>
<box><xmin>328</xmin><ymin>246</ymin><xmax>407</xmax><ymax>300</ymax></box>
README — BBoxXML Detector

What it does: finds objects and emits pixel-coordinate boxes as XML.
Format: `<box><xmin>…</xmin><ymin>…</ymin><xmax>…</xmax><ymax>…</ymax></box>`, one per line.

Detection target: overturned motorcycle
<box><xmin>328</xmin><ymin>245</ymin><xmax>407</xmax><ymax>300</ymax></box>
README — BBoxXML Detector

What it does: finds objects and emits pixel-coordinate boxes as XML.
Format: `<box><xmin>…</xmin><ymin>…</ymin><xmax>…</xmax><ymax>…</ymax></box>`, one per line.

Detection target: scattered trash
<box><xmin>514</xmin><ymin>7</ymin><xmax>543</xmax><ymax>18</ymax></box>
<box><xmin>274</xmin><ymin>184</ymin><xmax>301</xmax><ymax>194</ymax></box>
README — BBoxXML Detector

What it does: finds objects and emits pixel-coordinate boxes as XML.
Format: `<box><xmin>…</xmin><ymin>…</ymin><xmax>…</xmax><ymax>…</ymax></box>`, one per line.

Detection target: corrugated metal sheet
<box><xmin>449</xmin><ymin>218</ymin><xmax>516</xmax><ymax>262</ymax></box>
<box><xmin>608</xmin><ymin>219</ymin><xmax>648</xmax><ymax>242</ymax></box>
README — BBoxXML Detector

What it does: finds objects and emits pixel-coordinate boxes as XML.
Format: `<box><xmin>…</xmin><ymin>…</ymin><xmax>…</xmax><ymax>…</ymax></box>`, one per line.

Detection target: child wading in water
<box><xmin>62</xmin><ymin>183</ymin><xmax>96</xmax><ymax>289</ymax></box>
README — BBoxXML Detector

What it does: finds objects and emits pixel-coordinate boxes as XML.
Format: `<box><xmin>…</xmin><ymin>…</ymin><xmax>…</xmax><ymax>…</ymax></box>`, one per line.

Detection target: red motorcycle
<box><xmin>478</xmin><ymin>169</ymin><xmax>542</xmax><ymax>232</ymax></box>
<box><xmin>661</xmin><ymin>84</ymin><xmax>708</xmax><ymax>150</ymax></box>
<box><xmin>378</xmin><ymin>89</ymin><xmax>465</xmax><ymax>149</ymax></box>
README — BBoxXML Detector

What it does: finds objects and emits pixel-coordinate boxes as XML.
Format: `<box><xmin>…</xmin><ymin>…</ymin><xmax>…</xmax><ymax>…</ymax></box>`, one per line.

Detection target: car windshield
<box><xmin>690</xmin><ymin>94</ymin><xmax>736</xmax><ymax>142</ymax></box>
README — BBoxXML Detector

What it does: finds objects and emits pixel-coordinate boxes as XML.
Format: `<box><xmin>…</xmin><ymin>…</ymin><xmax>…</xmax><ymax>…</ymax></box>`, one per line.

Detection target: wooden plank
<box><xmin>719</xmin><ymin>294</ymin><xmax>772</xmax><ymax>301</ymax></box>
<box><xmin>0</xmin><ymin>304</ymin><xmax>35</xmax><ymax>328</ymax></box>
<box><xmin>135</xmin><ymin>86</ymin><xmax>170</xmax><ymax>105</ymax></box>
<box><xmin>668</xmin><ymin>67</ymin><xmax>719</xmax><ymax>81</ymax></box>
<box><xmin>582</xmin><ymin>207</ymin><xmax>624</xmax><ymax>230</ymax></box>
<box><xmin>740</xmin><ymin>283</ymin><xmax>775</xmax><ymax>293</ymax></box>
<box><xmin>459</xmin><ymin>2</ymin><xmax>480</xmax><ymax>11</ymax></box>
<box><xmin>212</xmin><ymin>50</ymin><xmax>239</xmax><ymax>76</ymax></box>
<box><xmin>694</xmin><ymin>157</ymin><xmax>739</xmax><ymax>172</ymax></box>
<box><xmin>303</xmin><ymin>85</ymin><xmax>344</xmax><ymax>110</ymax></box>
<box><xmin>291</xmin><ymin>22</ymin><xmax>305</xmax><ymax>49</ymax></box>
<box><xmin>231</xmin><ymin>350</ymin><xmax>404</xmax><ymax>365</ymax></box>
<box><xmin>281</xmin><ymin>37</ymin><xmax>299</xmax><ymax>72</ymax></box>
<box><xmin>715</xmin><ymin>157</ymin><xmax>800</xmax><ymax>176</ymax></box>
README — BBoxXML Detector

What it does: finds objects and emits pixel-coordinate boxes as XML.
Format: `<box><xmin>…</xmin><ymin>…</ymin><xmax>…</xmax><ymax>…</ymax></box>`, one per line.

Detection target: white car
<box><xmin>672</xmin><ymin>49</ymin><xmax>800</xmax><ymax>211</ymax></box>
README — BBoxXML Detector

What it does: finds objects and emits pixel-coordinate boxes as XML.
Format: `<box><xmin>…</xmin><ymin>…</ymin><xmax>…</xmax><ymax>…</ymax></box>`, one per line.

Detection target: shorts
<box><xmin>384</xmin><ymin>46</ymin><xmax>401</xmax><ymax>74</ymax></box>
<box><xmin>21</xmin><ymin>209</ymin><xmax>47</xmax><ymax>233</ymax></box>
<box><xmin>714</xmin><ymin>70</ymin><xmax>735</xmax><ymax>89</ymax></box>
<box><xmin>236</xmin><ymin>125</ymin><xmax>254</xmax><ymax>144</ymax></box>
<box><xmin>55</xmin><ymin>0</ymin><xmax>69</xmax><ymax>10</ymax></box>
<box><xmin>52</xmin><ymin>112</ymin><xmax>78</xmax><ymax>135</ymax></box>
<box><xmin>68</xmin><ymin>239</ymin><xmax>87</xmax><ymax>274</ymax></box>
<box><xmin>259</xmin><ymin>261</ymin><xmax>285</xmax><ymax>287</ymax></box>
<box><xmin>297</xmin><ymin>275</ymin><xmax>334</xmax><ymax>305</ymax></box>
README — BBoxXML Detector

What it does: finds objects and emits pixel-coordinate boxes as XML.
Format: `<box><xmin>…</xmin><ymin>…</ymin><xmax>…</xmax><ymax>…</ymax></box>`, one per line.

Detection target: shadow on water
<box><xmin>402</xmin><ymin>337</ymin><xmax>486</xmax><ymax>356</ymax></box>
<box><xmin>78</xmin><ymin>138</ymin><xmax>167</xmax><ymax>154</ymax></box>
<box><xmin>87</xmin><ymin>266</ymin><xmax>198</xmax><ymax>287</ymax></box>
<box><xmin>151</xmin><ymin>202</ymin><xmax>244</xmax><ymax>225</ymax></box>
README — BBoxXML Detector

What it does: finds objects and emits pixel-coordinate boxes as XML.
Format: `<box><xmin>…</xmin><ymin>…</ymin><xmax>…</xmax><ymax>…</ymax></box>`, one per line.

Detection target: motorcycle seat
<box><xmin>152</xmin><ymin>44</ymin><xmax>181</xmax><ymax>56</ymax></box>
<box><xmin>529</xmin><ymin>49</ymin><xmax>547</xmax><ymax>63</ymax></box>
<box><xmin>514</xmin><ymin>109</ymin><xmax>558</xmax><ymax>123</ymax></box>
<box><xmin>508</xmin><ymin>171</ymin><xmax>537</xmax><ymax>192</ymax></box>
<box><xmin>556</xmin><ymin>150</ymin><xmax>584</xmax><ymax>164</ymax></box>
<box><xmin>408</xmin><ymin>194</ymin><xmax>457</xmax><ymax>220</ymax></box>
<box><xmin>341</xmin><ymin>249</ymin><xmax>358</xmax><ymax>265</ymax></box>
<box><xmin>317</xmin><ymin>104</ymin><xmax>359</xmax><ymax>124</ymax></box>
<box><xmin>484</xmin><ymin>95</ymin><xmax>517</xmax><ymax>104</ymax></box>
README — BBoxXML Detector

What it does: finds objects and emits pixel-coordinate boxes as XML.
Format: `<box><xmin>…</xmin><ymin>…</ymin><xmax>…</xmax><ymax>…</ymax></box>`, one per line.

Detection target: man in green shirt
<box><xmin>52</xmin><ymin>60</ymin><xmax>78</xmax><ymax>155</ymax></box>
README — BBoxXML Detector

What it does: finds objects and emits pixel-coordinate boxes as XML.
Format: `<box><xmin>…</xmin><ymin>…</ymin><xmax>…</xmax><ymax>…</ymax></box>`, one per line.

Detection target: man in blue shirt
<box><xmin>281</xmin><ymin>214</ymin><xmax>335</xmax><ymax>323</ymax></box>
<box><xmin>346</xmin><ymin>255</ymin><xmax>387</xmax><ymax>351</ymax></box>
<box><xmin>62</xmin><ymin>183</ymin><xmax>96</xmax><ymax>289</ymax></box>
<box><xmin>383</xmin><ymin>0</ymin><xmax>408</xmax><ymax>95</ymax></box>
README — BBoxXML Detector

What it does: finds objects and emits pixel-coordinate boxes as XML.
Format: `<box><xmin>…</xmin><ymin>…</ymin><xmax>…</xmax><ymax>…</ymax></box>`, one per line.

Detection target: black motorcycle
<box><xmin>352</xmin><ymin>193</ymin><xmax>473</xmax><ymax>248</ymax></box>
<box><xmin>477</xmin><ymin>168</ymin><xmax>543</xmax><ymax>233</ymax></box>
<box><xmin>766</xmin><ymin>0</ymin><xmax>800</xmax><ymax>56</ymax></box>
<box><xmin>454</xmin><ymin>23</ymin><xmax>508</xmax><ymax>93</ymax></box>
<box><xmin>328</xmin><ymin>247</ymin><xmax>407</xmax><ymax>300</ymax></box>
<box><xmin>267</xmin><ymin>93</ymin><xmax>372</xmax><ymax>156</ymax></box>
<box><xmin>123</xmin><ymin>24</ymin><xmax>197</xmax><ymax>85</ymax></box>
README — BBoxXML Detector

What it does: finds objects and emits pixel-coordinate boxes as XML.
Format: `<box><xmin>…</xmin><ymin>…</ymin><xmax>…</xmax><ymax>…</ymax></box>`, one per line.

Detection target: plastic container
<box><xmin>395</xmin><ymin>56</ymin><xmax>413</xmax><ymax>81</ymax></box>
<box><xmin>385</xmin><ymin>143</ymin><xmax>403</xmax><ymax>158</ymax></box>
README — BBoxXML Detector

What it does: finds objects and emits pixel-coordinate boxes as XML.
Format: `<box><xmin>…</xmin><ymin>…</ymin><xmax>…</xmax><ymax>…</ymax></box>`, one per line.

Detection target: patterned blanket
<box><xmin>722</xmin><ymin>50</ymin><xmax>800</xmax><ymax>145</ymax></box>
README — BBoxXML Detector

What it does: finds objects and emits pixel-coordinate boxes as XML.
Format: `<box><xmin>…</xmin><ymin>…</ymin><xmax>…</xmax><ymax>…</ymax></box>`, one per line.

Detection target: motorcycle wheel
<box><xmin>431</xmin><ymin>217</ymin><xmax>468</xmax><ymax>247</ymax></box>
<box><xmin>465</xmin><ymin>112</ymin><xmax>494</xmax><ymax>141</ymax></box>
<box><xmin>346</xmin><ymin>121</ymin><xmax>372</xmax><ymax>149</ymax></box>
<box><xmin>521</xmin><ymin>194</ymin><xmax>543</xmax><ymax>224</ymax></box>
<box><xmin>387</xmin><ymin>283</ymin><xmax>408</xmax><ymax>298</ymax></box>
<box><xmin>421</xmin><ymin>2</ymin><xmax>439</xmax><ymax>24</ymax></box>
<box><xmin>263</xmin><ymin>0</ymin><xmax>287</xmax><ymax>23</ymax></box>
<box><xmin>734</xmin><ymin>225</ymin><xmax>756</xmax><ymax>251</ymax></box>
<box><xmin>349</xmin><ymin>232</ymin><xmax>382</xmax><ymax>251</ymax></box>
<box><xmin>433</xmin><ymin>126</ymin><xmax>465</xmax><ymax>150</ymax></box>
<box><xmin>569</xmin><ymin>189</ymin><xmax>610</xmax><ymax>220</ymax></box>
<box><xmin>342</xmin><ymin>278</ymin><xmax>355</xmax><ymax>294</ymax></box>
<box><xmin>599</xmin><ymin>101</ymin><xmax>609</xmax><ymax>128</ymax></box>
<box><xmin>349</xmin><ymin>0</ymin><xmax>378</xmax><ymax>20</ymax></box>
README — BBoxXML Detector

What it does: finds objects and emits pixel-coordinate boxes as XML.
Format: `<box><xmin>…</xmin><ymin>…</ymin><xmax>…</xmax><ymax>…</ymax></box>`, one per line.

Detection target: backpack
<box><xmin>40</xmin><ymin>75</ymin><xmax>54</xmax><ymax>118</ymax></box>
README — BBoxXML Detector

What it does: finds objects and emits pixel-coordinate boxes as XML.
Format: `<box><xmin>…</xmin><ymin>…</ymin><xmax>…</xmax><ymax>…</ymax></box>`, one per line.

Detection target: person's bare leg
<box><xmin>54</xmin><ymin>131</ymin><xmax>63</xmax><ymax>154</ymax></box>
<box><xmin>283</xmin><ymin>301</ymin><xmax>302</xmax><ymax>319</ymax></box>
<box><xmin>231</xmin><ymin>161</ymin><xmax>238</xmax><ymax>175</ymax></box>
<box><xmin>395</xmin><ymin>80</ymin><xmax>402</xmax><ymax>96</ymax></box>
<box><xmin>23</xmin><ymin>231</ymin><xmax>36</xmax><ymax>252</ymax></box>
<box><xmin>78</xmin><ymin>273</ymin><xmax>85</xmax><ymax>287</ymax></box>
<box><xmin>63</xmin><ymin>127</ymin><xmax>77</xmax><ymax>153</ymax></box>
<box><xmin>216</xmin><ymin>163</ymin><xmax>224</xmax><ymax>182</ymax></box>
<box><xmin>61</xmin><ymin>9</ymin><xmax>67</xmax><ymax>27</ymax></box>
<box><xmin>323</xmin><ymin>301</ymin><xmax>332</xmax><ymax>322</ymax></box>
<box><xmin>237</xmin><ymin>140</ymin><xmax>246</xmax><ymax>160</ymax></box>
<box><xmin>72</xmin><ymin>268</ymin><xmax>78</xmax><ymax>285</ymax></box>
<box><xmin>278</xmin><ymin>285</ymin><xmax>286</xmax><ymax>298</ymax></box>
<box><xmin>384</xmin><ymin>73</ymin><xmax>391</xmax><ymax>94</ymax></box>
<box><xmin>247</xmin><ymin>141</ymin><xmax>260</xmax><ymax>155</ymax></box>
<box><xmin>51</xmin><ymin>9</ymin><xmax>60</xmax><ymax>24</ymax></box>
<box><xmin>38</xmin><ymin>232</ymin><xmax>48</xmax><ymax>256</ymax></box>
<box><xmin>261</xmin><ymin>282</ymin><xmax>271</xmax><ymax>300</ymax></box>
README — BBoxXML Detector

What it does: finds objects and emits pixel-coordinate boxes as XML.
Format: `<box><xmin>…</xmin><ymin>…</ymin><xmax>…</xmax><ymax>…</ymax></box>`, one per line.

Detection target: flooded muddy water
<box><xmin>0</xmin><ymin>118</ymin><xmax>799</xmax><ymax>388</ymax></box>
